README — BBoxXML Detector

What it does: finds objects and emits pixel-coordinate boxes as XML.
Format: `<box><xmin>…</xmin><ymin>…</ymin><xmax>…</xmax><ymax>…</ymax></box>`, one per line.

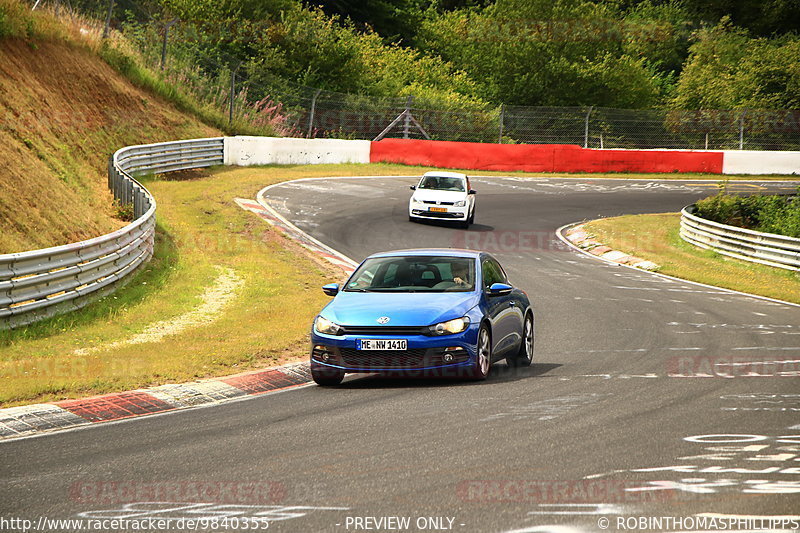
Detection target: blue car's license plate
<box><xmin>357</xmin><ymin>339</ymin><xmax>407</xmax><ymax>351</ymax></box>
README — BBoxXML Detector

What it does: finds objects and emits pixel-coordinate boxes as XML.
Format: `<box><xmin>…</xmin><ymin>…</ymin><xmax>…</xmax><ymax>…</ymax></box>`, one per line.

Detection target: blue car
<box><xmin>309</xmin><ymin>249</ymin><xmax>534</xmax><ymax>386</ymax></box>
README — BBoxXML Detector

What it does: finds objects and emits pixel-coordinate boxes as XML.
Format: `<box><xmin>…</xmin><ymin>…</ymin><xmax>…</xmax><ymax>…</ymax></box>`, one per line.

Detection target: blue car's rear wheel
<box><xmin>507</xmin><ymin>313</ymin><xmax>534</xmax><ymax>367</ymax></box>
<box><xmin>470</xmin><ymin>325</ymin><xmax>491</xmax><ymax>380</ymax></box>
<box><xmin>311</xmin><ymin>363</ymin><xmax>345</xmax><ymax>386</ymax></box>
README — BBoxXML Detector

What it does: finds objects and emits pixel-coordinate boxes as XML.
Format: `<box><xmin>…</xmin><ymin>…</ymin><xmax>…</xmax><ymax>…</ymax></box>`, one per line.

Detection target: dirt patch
<box><xmin>74</xmin><ymin>266</ymin><xmax>244</xmax><ymax>355</ymax></box>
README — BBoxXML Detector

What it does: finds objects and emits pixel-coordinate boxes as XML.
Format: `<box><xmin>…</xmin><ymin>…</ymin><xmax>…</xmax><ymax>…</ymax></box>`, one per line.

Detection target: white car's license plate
<box><xmin>357</xmin><ymin>339</ymin><xmax>407</xmax><ymax>351</ymax></box>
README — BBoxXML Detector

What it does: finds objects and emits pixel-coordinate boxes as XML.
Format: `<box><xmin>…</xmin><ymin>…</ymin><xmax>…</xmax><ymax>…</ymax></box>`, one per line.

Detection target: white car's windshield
<box><xmin>345</xmin><ymin>256</ymin><xmax>475</xmax><ymax>292</ymax></box>
<box><xmin>418</xmin><ymin>176</ymin><xmax>465</xmax><ymax>192</ymax></box>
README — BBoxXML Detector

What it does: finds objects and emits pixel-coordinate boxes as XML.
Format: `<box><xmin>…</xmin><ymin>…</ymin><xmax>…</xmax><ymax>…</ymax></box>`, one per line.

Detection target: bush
<box><xmin>113</xmin><ymin>199</ymin><xmax>135</xmax><ymax>222</ymax></box>
<box><xmin>0</xmin><ymin>7</ymin><xmax>9</xmax><ymax>38</ymax></box>
<box><xmin>695</xmin><ymin>190</ymin><xmax>800</xmax><ymax>238</ymax></box>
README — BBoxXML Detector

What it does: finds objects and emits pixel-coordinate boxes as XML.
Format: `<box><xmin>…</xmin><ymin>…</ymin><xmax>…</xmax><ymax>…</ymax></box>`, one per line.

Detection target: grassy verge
<box><xmin>0</xmin><ymin>166</ymin><xmax>349</xmax><ymax>407</ymax></box>
<box><xmin>584</xmin><ymin>213</ymin><xmax>800</xmax><ymax>303</ymax></box>
<box><xmin>2</xmin><ymin>163</ymin><xmax>799</xmax><ymax>407</ymax></box>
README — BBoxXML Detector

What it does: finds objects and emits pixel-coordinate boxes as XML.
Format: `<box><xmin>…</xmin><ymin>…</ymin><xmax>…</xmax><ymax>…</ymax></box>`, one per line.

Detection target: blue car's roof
<box><xmin>366</xmin><ymin>248</ymin><xmax>482</xmax><ymax>259</ymax></box>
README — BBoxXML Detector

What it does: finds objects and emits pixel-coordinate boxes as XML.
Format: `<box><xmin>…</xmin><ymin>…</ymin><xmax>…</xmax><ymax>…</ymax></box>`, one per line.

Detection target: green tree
<box><xmin>672</xmin><ymin>19</ymin><xmax>800</xmax><ymax>109</ymax></box>
<box><xmin>417</xmin><ymin>0</ymin><xmax>661</xmax><ymax>107</ymax></box>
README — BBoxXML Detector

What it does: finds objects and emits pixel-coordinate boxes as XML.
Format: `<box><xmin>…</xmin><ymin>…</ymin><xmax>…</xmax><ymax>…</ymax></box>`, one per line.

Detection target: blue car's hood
<box><xmin>322</xmin><ymin>291</ymin><xmax>479</xmax><ymax>327</ymax></box>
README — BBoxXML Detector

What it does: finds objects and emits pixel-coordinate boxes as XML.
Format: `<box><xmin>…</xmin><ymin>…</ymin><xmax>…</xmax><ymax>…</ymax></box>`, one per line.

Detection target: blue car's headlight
<box><xmin>315</xmin><ymin>316</ymin><xmax>343</xmax><ymax>336</ymax></box>
<box><xmin>428</xmin><ymin>316</ymin><xmax>470</xmax><ymax>336</ymax></box>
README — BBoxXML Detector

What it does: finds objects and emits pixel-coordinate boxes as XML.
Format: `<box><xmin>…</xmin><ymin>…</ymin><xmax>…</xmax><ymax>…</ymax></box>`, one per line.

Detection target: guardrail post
<box><xmin>102</xmin><ymin>0</ymin><xmax>114</xmax><ymax>39</ymax></box>
<box><xmin>307</xmin><ymin>88</ymin><xmax>322</xmax><ymax>138</ymax></box>
<box><xmin>160</xmin><ymin>19</ymin><xmax>179</xmax><ymax>71</ymax></box>
<box><xmin>584</xmin><ymin>106</ymin><xmax>593</xmax><ymax>148</ymax></box>
<box><xmin>229</xmin><ymin>61</ymin><xmax>243</xmax><ymax>127</ymax></box>
<box><xmin>403</xmin><ymin>96</ymin><xmax>413</xmax><ymax>139</ymax></box>
<box><xmin>111</xmin><ymin>165</ymin><xmax>118</xmax><ymax>202</ymax></box>
<box><xmin>498</xmin><ymin>104</ymin><xmax>505</xmax><ymax>144</ymax></box>
<box><xmin>107</xmin><ymin>156</ymin><xmax>114</xmax><ymax>190</ymax></box>
<box><xmin>738</xmin><ymin>111</ymin><xmax>746</xmax><ymax>150</ymax></box>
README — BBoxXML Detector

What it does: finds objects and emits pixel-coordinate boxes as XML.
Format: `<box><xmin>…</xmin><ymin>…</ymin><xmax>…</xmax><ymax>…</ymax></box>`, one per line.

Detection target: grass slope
<box><xmin>0</xmin><ymin>5</ymin><xmax>220</xmax><ymax>253</ymax></box>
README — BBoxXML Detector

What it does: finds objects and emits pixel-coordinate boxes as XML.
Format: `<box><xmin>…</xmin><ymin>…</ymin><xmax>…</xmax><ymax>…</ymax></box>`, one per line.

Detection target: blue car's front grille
<box><xmin>334</xmin><ymin>348</ymin><xmax>470</xmax><ymax>369</ymax></box>
<box><xmin>340</xmin><ymin>348</ymin><xmax>428</xmax><ymax>368</ymax></box>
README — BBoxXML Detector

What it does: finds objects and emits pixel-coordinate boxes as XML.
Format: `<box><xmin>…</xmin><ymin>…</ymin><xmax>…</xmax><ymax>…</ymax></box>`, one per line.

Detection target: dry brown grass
<box><xmin>0</xmin><ymin>30</ymin><xmax>219</xmax><ymax>253</ymax></box>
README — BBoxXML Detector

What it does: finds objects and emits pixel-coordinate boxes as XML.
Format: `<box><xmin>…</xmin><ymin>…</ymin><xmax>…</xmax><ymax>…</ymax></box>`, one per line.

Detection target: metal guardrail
<box><xmin>0</xmin><ymin>138</ymin><xmax>224</xmax><ymax>329</ymax></box>
<box><xmin>680</xmin><ymin>205</ymin><xmax>800</xmax><ymax>271</ymax></box>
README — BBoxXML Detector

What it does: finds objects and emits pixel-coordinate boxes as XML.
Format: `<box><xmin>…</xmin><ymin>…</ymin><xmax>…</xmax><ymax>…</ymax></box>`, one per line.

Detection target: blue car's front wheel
<box><xmin>311</xmin><ymin>362</ymin><xmax>345</xmax><ymax>386</ymax></box>
<box><xmin>470</xmin><ymin>325</ymin><xmax>492</xmax><ymax>380</ymax></box>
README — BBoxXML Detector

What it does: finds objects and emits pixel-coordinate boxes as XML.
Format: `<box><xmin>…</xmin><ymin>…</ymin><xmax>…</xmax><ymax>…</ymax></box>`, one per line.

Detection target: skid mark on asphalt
<box><xmin>720</xmin><ymin>393</ymin><xmax>800</xmax><ymax>412</ymax></box>
<box><xmin>734</xmin><ymin>346</ymin><xmax>800</xmax><ymax>351</ymax></box>
<box><xmin>668</xmin><ymin>321</ymin><xmax>798</xmax><ymax>328</ymax></box>
<box><xmin>483</xmin><ymin>177</ymin><xmax>709</xmax><ymax>195</ymax></box>
<box><xmin>76</xmin><ymin>503</ymin><xmax>349</xmax><ymax>523</ymax></box>
<box><xmin>479</xmin><ymin>394</ymin><xmax>611</xmax><ymax>422</ymax></box>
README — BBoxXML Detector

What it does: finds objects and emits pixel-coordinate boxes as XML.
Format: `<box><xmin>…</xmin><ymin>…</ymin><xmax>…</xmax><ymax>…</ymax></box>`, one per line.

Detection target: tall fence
<box><xmin>680</xmin><ymin>205</ymin><xmax>800</xmax><ymax>271</ymax></box>
<box><xmin>0</xmin><ymin>138</ymin><xmax>224</xmax><ymax>330</ymax></box>
<box><xmin>284</xmin><ymin>95</ymin><xmax>800</xmax><ymax>151</ymax></box>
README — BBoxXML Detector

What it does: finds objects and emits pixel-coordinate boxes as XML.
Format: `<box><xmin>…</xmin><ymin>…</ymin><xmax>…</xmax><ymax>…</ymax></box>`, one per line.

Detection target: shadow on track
<box><xmin>336</xmin><ymin>362</ymin><xmax>562</xmax><ymax>389</ymax></box>
<box><xmin>410</xmin><ymin>219</ymin><xmax>495</xmax><ymax>232</ymax></box>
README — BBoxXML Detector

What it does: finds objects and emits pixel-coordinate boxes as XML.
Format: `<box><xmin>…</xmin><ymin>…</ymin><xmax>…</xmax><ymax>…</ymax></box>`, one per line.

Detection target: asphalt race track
<box><xmin>2</xmin><ymin>176</ymin><xmax>799</xmax><ymax>533</ymax></box>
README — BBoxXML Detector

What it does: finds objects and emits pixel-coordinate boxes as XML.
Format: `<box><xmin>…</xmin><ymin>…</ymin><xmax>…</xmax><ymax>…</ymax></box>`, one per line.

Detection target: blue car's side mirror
<box><xmin>322</xmin><ymin>283</ymin><xmax>339</xmax><ymax>296</ymax></box>
<box><xmin>488</xmin><ymin>283</ymin><xmax>512</xmax><ymax>296</ymax></box>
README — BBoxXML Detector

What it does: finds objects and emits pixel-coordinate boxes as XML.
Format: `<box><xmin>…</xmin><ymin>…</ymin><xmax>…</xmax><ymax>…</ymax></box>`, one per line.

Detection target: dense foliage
<box><xmin>695</xmin><ymin>190</ymin><xmax>800</xmax><ymax>238</ymax></box>
<box><xmin>67</xmin><ymin>0</ymin><xmax>800</xmax><ymax>110</ymax></box>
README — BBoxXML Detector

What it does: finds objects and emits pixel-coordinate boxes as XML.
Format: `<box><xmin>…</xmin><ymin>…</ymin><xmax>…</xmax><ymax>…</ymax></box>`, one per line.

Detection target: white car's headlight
<box><xmin>411</xmin><ymin>196</ymin><xmax>422</xmax><ymax>204</ymax></box>
<box><xmin>315</xmin><ymin>316</ymin><xmax>343</xmax><ymax>335</ymax></box>
<box><xmin>454</xmin><ymin>200</ymin><xmax>466</xmax><ymax>207</ymax></box>
<box><xmin>428</xmin><ymin>316</ymin><xmax>470</xmax><ymax>336</ymax></box>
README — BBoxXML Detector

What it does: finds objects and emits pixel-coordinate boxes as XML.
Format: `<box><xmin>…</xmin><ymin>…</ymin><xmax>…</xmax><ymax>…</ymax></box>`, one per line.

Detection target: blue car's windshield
<box><xmin>344</xmin><ymin>256</ymin><xmax>475</xmax><ymax>292</ymax></box>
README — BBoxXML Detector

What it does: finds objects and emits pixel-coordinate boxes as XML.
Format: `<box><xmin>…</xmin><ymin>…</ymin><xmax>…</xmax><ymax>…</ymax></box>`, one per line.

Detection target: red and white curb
<box><xmin>563</xmin><ymin>224</ymin><xmax>660</xmax><ymax>271</ymax></box>
<box><xmin>0</xmin><ymin>362</ymin><xmax>312</xmax><ymax>441</ymax></box>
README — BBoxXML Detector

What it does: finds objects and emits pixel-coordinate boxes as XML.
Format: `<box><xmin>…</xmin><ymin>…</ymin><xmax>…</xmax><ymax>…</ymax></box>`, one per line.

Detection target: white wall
<box><xmin>723</xmin><ymin>150</ymin><xmax>800</xmax><ymax>175</ymax></box>
<box><xmin>224</xmin><ymin>136</ymin><xmax>371</xmax><ymax>166</ymax></box>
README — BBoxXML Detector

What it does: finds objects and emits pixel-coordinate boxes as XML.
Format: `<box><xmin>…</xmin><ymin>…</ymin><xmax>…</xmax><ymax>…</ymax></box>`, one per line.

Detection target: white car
<box><xmin>408</xmin><ymin>171</ymin><xmax>477</xmax><ymax>229</ymax></box>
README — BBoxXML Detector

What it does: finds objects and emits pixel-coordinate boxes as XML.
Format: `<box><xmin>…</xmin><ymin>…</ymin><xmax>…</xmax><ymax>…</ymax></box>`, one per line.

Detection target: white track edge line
<box><xmin>256</xmin><ymin>176</ymin><xmax>422</xmax><ymax>268</ymax></box>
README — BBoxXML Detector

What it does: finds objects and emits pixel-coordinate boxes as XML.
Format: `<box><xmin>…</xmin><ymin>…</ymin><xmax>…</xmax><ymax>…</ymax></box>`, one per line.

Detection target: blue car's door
<box><xmin>481</xmin><ymin>256</ymin><xmax>521</xmax><ymax>355</ymax></box>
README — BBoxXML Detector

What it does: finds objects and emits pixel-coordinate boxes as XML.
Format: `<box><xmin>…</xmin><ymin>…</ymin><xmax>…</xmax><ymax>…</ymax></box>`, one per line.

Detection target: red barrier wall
<box><xmin>370</xmin><ymin>139</ymin><xmax>724</xmax><ymax>174</ymax></box>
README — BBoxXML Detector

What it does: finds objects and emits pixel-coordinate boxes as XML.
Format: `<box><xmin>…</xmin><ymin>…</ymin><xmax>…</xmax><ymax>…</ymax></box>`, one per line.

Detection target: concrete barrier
<box><xmin>224</xmin><ymin>136</ymin><xmax>799</xmax><ymax>175</ymax></box>
<box><xmin>722</xmin><ymin>150</ymin><xmax>800</xmax><ymax>175</ymax></box>
<box><xmin>224</xmin><ymin>136</ymin><xmax>371</xmax><ymax>166</ymax></box>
